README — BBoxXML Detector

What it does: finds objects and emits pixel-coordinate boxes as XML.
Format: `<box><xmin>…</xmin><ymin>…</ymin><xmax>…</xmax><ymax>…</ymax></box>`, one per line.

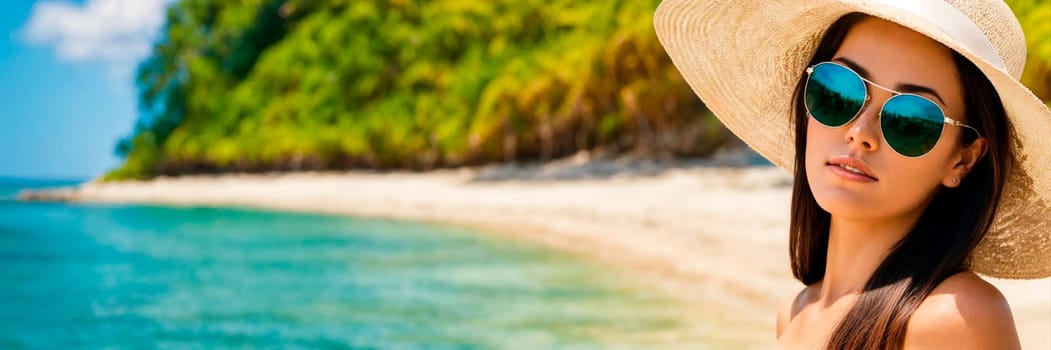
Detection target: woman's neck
<box><xmin>817</xmin><ymin>213</ymin><xmax>921</xmax><ymax>306</ymax></box>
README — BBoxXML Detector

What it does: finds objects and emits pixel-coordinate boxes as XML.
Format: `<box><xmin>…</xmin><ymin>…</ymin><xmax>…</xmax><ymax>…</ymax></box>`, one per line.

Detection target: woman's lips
<box><xmin>826</xmin><ymin>156</ymin><xmax>878</xmax><ymax>182</ymax></box>
<box><xmin>826</xmin><ymin>164</ymin><xmax>878</xmax><ymax>182</ymax></box>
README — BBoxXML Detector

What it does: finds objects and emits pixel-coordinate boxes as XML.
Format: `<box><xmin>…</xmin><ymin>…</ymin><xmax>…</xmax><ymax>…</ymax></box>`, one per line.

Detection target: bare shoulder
<box><xmin>904</xmin><ymin>271</ymin><xmax>1020</xmax><ymax>349</ymax></box>
<box><xmin>776</xmin><ymin>283</ymin><xmax>813</xmax><ymax>337</ymax></box>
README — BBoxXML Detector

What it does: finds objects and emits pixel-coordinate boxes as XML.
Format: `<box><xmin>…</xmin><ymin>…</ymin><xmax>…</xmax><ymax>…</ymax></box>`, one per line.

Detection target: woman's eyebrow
<box><xmin>895</xmin><ymin>83</ymin><xmax>948</xmax><ymax>106</ymax></box>
<box><xmin>832</xmin><ymin>56</ymin><xmax>948</xmax><ymax>106</ymax></box>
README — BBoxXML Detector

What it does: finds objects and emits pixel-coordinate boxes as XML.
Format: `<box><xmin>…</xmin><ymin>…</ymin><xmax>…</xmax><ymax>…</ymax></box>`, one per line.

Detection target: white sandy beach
<box><xmin>25</xmin><ymin>152</ymin><xmax>1051</xmax><ymax>348</ymax></box>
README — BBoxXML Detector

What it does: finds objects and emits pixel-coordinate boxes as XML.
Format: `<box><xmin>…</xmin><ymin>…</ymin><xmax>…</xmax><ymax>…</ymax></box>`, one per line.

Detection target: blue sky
<box><xmin>0</xmin><ymin>0</ymin><xmax>169</xmax><ymax>180</ymax></box>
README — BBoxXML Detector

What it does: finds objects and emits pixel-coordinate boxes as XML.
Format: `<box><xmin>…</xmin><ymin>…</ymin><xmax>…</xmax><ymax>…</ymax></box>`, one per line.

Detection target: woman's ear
<box><xmin>943</xmin><ymin>138</ymin><xmax>988</xmax><ymax>188</ymax></box>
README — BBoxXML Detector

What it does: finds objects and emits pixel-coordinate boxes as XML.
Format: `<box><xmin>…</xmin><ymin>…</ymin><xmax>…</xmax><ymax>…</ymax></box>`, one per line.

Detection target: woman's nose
<box><xmin>844</xmin><ymin>99</ymin><xmax>883</xmax><ymax>153</ymax></box>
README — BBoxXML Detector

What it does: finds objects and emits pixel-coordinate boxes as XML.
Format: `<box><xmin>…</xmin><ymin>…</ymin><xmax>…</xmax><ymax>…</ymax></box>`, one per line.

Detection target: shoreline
<box><xmin>19</xmin><ymin>157</ymin><xmax>1051</xmax><ymax>348</ymax></box>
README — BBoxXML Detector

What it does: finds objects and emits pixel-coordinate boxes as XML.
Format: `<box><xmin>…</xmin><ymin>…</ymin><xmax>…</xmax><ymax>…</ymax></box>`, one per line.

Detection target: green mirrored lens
<box><xmin>805</xmin><ymin>63</ymin><xmax>867</xmax><ymax>127</ymax></box>
<box><xmin>881</xmin><ymin>94</ymin><xmax>944</xmax><ymax>157</ymax></box>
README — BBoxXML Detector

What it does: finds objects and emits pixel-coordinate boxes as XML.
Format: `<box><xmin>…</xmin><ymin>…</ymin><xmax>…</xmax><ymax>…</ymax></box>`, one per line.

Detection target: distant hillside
<box><xmin>106</xmin><ymin>0</ymin><xmax>728</xmax><ymax>180</ymax></box>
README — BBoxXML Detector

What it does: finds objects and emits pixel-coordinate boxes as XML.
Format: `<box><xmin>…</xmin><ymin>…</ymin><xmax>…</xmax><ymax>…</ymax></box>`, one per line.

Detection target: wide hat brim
<box><xmin>654</xmin><ymin>0</ymin><xmax>1051</xmax><ymax>279</ymax></box>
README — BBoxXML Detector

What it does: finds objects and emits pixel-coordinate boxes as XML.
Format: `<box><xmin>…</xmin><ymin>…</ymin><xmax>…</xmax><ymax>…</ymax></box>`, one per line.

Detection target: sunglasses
<box><xmin>803</xmin><ymin>61</ymin><xmax>981</xmax><ymax>157</ymax></box>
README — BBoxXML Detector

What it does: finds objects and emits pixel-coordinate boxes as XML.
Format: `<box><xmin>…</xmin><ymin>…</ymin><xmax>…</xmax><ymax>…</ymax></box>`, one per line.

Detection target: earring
<box><xmin>952</xmin><ymin>177</ymin><xmax>960</xmax><ymax>185</ymax></box>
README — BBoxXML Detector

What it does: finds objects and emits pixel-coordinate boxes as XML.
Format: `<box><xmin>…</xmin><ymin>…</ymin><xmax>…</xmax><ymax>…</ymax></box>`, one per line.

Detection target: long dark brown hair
<box><xmin>788</xmin><ymin>13</ymin><xmax>1016</xmax><ymax>349</ymax></box>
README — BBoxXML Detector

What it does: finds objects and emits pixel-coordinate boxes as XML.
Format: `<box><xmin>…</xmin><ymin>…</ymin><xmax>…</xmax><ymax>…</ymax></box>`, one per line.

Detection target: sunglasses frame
<box><xmin>804</xmin><ymin>61</ymin><xmax>982</xmax><ymax>158</ymax></box>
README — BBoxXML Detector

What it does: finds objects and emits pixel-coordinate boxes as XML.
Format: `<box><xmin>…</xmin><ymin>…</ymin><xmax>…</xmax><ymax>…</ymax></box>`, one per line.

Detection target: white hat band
<box><xmin>869</xmin><ymin>0</ymin><xmax>1009</xmax><ymax>75</ymax></box>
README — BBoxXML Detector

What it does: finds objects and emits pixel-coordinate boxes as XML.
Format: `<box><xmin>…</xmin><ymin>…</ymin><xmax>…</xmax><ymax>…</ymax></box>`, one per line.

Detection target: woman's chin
<box><xmin>812</xmin><ymin>189</ymin><xmax>880</xmax><ymax>219</ymax></box>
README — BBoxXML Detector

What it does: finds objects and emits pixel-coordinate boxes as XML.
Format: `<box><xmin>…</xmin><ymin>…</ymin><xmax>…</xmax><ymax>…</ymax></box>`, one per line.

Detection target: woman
<box><xmin>654</xmin><ymin>1</ymin><xmax>1051</xmax><ymax>349</ymax></box>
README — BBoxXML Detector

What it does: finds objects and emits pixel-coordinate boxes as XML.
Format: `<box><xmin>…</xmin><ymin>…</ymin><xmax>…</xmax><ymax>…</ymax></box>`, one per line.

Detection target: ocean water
<box><xmin>0</xmin><ymin>179</ymin><xmax>721</xmax><ymax>349</ymax></box>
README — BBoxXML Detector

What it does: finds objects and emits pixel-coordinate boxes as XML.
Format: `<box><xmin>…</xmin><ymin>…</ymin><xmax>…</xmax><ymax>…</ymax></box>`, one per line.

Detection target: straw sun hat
<box><xmin>653</xmin><ymin>0</ymin><xmax>1051</xmax><ymax>279</ymax></box>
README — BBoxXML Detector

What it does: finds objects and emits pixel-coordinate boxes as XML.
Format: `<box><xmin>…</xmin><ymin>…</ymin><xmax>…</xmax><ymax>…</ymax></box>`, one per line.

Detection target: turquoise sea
<box><xmin>0</xmin><ymin>179</ymin><xmax>720</xmax><ymax>349</ymax></box>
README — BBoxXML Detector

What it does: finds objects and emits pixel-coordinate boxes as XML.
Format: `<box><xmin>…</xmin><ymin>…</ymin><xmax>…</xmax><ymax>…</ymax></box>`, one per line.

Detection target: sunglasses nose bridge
<box><xmin>861</xmin><ymin>82</ymin><xmax>900</xmax><ymax>132</ymax></box>
<box><xmin>861</xmin><ymin>79</ymin><xmax>899</xmax><ymax>112</ymax></box>
<box><xmin>855</xmin><ymin>72</ymin><xmax>903</xmax><ymax>113</ymax></box>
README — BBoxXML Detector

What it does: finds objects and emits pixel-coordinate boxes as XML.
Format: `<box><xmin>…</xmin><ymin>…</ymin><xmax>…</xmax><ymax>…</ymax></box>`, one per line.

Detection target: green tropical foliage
<box><xmin>1006</xmin><ymin>0</ymin><xmax>1051</xmax><ymax>103</ymax></box>
<box><xmin>106</xmin><ymin>0</ymin><xmax>1051</xmax><ymax>180</ymax></box>
<box><xmin>105</xmin><ymin>0</ymin><xmax>720</xmax><ymax>180</ymax></box>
